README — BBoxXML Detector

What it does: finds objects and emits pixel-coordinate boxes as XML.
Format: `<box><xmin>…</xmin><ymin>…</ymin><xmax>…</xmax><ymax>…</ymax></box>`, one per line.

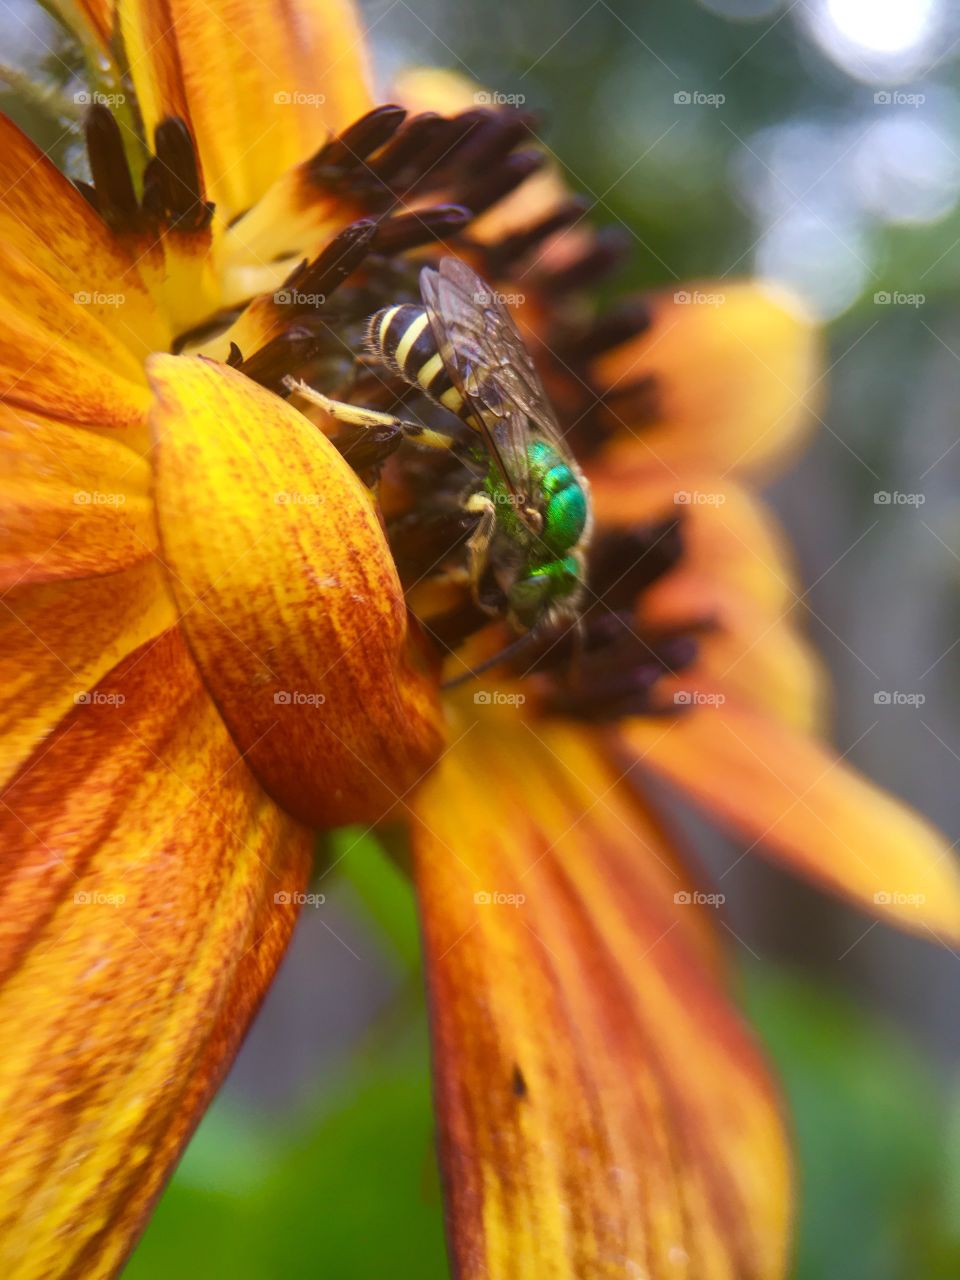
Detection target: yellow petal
<box><xmin>149</xmin><ymin>354</ymin><xmax>443</xmax><ymax>827</ymax></box>
<box><xmin>0</xmin><ymin>239</ymin><xmax>151</xmax><ymax>425</ymax></box>
<box><xmin>0</xmin><ymin>627</ymin><xmax>312</xmax><ymax>1279</ymax></box>
<box><xmin>0</xmin><ymin>403</ymin><xmax>155</xmax><ymax>587</ymax></box>
<box><xmin>0</xmin><ymin>558</ymin><xmax>176</xmax><ymax>789</ymax></box>
<box><xmin>0</xmin><ymin>113</ymin><xmax>170</xmax><ymax>359</ymax></box>
<box><xmin>118</xmin><ymin>0</ymin><xmax>373</xmax><ymax>223</ymax></box>
<box><xmin>592</xmin><ymin>282</ymin><xmax>822</xmax><ymax>479</ymax></box>
<box><xmin>413</xmin><ymin>705</ymin><xmax>790</xmax><ymax>1280</ymax></box>
<box><xmin>623</xmin><ymin>698</ymin><xmax>960</xmax><ymax>942</ymax></box>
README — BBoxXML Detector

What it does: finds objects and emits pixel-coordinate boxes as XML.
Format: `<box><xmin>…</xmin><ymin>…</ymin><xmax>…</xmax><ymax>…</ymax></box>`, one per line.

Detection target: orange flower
<box><xmin>2</xmin><ymin>6</ymin><xmax>959</xmax><ymax>1280</ymax></box>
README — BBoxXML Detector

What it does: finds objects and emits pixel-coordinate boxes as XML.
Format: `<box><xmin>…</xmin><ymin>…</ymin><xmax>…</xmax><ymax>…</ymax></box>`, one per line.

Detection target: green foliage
<box><xmin>744</xmin><ymin>966</ymin><xmax>960</xmax><ymax>1280</ymax></box>
<box><xmin>127</xmin><ymin>1024</ymin><xmax>448</xmax><ymax>1280</ymax></box>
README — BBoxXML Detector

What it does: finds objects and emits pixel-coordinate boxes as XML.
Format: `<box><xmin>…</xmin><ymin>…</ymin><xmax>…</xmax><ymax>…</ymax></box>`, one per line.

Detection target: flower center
<box><xmin>79</xmin><ymin>102</ymin><xmax>703</xmax><ymax>722</ymax></box>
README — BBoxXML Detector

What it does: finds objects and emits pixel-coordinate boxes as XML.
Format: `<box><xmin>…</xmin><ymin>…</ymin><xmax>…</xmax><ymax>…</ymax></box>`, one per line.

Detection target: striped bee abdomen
<box><xmin>367</xmin><ymin>304</ymin><xmax>466</xmax><ymax>417</ymax></box>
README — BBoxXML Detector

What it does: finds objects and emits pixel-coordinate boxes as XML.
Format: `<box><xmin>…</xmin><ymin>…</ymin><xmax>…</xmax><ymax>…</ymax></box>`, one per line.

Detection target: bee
<box><xmin>286</xmin><ymin>256</ymin><xmax>592</xmax><ymax>650</ymax></box>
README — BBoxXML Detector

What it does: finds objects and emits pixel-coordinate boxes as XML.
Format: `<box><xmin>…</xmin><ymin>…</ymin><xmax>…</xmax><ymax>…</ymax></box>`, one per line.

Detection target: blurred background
<box><xmin>6</xmin><ymin>0</ymin><xmax>960</xmax><ymax>1275</ymax></box>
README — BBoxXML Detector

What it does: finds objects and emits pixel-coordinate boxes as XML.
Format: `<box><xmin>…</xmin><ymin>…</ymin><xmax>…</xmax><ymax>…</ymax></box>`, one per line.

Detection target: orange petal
<box><xmin>118</xmin><ymin>0</ymin><xmax>373</xmax><ymax>223</ymax></box>
<box><xmin>0</xmin><ymin>626</ymin><xmax>312</xmax><ymax>1278</ymax></box>
<box><xmin>0</xmin><ymin>239</ymin><xmax>151</xmax><ymax>425</ymax></box>
<box><xmin>592</xmin><ymin>282</ymin><xmax>821</xmax><ymax>479</ymax></box>
<box><xmin>149</xmin><ymin>354</ymin><xmax>443</xmax><ymax>827</ymax></box>
<box><xmin>413</xmin><ymin>706</ymin><xmax>790</xmax><ymax>1280</ymax></box>
<box><xmin>0</xmin><ymin>113</ymin><xmax>170</xmax><ymax>360</ymax></box>
<box><xmin>623</xmin><ymin>697</ymin><xmax>960</xmax><ymax>942</ymax></box>
<box><xmin>0</xmin><ymin>403</ymin><xmax>156</xmax><ymax>587</ymax></box>
<box><xmin>0</xmin><ymin>558</ymin><xmax>176</xmax><ymax>789</ymax></box>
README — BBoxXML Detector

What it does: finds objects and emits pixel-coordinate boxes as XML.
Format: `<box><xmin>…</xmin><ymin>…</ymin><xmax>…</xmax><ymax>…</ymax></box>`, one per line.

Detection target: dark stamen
<box><xmin>450</xmin><ymin>110</ymin><xmax>535</xmax><ymax>173</ymax></box>
<box><xmin>483</xmin><ymin>197</ymin><xmax>590</xmax><ymax>273</ymax></box>
<box><xmin>372</xmin><ymin>204</ymin><xmax>471</xmax><ymax>254</ymax></box>
<box><xmin>387</xmin><ymin>508</ymin><xmax>480</xmax><ymax>582</ymax></box>
<box><xmin>458</xmin><ymin>149</ymin><xmax>544</xmax><ymax>217</ymax></box>
<box><xmin>539</xmin><ymin>226</ymin><xmax>631</xmax><ymax>294</ymax></box>
<box><xmin>330</xmin><ymin>420</ymin><xmax>403</xmax><ymax>474</ymax></box>
<box><xmin>308</xmin><ymin>105</ymin><xmax>407</xmax><ymax>179</ymax></box>
<box><xmin>366</xmin><ymin>112</ymin><xmax>446</xmax><ymax>183</ymax></box>
<box><xmin>556</xmin><ymin>299</ymin><xmax>653</xmax><ymax>362</ymax></box>
<box><xmin>84</xmin><ymin>105</ymin><xmax>140</xmax><ymax>231</ymax></box>
<box><xmin>281</xmin><ymin>219</ymin><xmax>378</xmax><ymax>309</ymax></box>
<box><xmin>237</xmin><ymin>327</ymin><xmax>321</xmax><ymax>393</ymax></box>
<box><xmin>152</xmin><ymin>116</ymin><xmax>214</xmax><ymax>231</ymax></box>
<box><xmin>587</xmin><ymin>519</ymin><xmax>684</xmax><ymax>610</ymax></box>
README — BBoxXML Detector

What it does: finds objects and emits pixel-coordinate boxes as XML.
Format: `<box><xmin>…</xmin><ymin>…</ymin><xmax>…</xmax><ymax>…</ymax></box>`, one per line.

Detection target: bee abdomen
<box><xmin>367</xmin><ymin>304</ymin><xmax>464</xmax><ymax>414</ymax></box>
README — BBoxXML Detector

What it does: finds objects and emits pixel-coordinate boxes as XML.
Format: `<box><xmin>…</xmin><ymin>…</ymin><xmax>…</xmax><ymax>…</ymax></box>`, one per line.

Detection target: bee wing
<box><xmin>420</xmin><ymin>258</ymin><xmax>567</xmax><ymax>501</ymax></box>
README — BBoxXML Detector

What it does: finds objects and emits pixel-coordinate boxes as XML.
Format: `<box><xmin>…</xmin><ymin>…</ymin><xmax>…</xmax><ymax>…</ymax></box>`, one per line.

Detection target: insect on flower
<box><xmin>287</xmin><ymin>257</ymin><xmax>592</xmax><ymax>662</ymax></box>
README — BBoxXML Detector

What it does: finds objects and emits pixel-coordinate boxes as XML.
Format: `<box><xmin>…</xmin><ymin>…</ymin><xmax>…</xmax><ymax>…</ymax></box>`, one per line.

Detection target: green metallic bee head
<box><xmin>507</xmin><ymin>554</ymin><xmax>582</xmax><ymax>630</ymax></box>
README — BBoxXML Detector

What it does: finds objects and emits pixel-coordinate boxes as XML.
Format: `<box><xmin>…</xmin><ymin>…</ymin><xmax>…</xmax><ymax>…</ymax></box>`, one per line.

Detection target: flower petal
<box><xmin>118</xmin><ymin>0</ymin><xmax>373</xmax><ymax>222</ymax></box>
<box><xmin>0</xmin><ymin>558</ymin><xmax>176</xmax><ymax>789</ymax></box>
<box><xmin>149</xmin><ymin>355</ymin><xmax>443</xmax><ymax>827</ymax></box>
<box><xmin>623</xmin><ymin>698</ymin><xmax>960</xmax><ymax>942</ymax></box>
<box><xmin>0</xmin><ymin>403</ymin><xmax>155</xmax><ymax>587</ymax></box>
<box><xmin>592</xmin><ymin>282</ymin><xmax>821</xmax><ymax>478</ymax></box>
<box><xmin>413</xmin><ymin>706</ymin><xmax>790</xmax><ymax>1280</ymax></box>
<box><xmin>0</xmin><ymin>113</ymin><xmax>170</xmax><ymax>359</ymax></box>
<box><xmin>0</xmin><ymin>240</ymin><xmax>151</xmax><ymax>425</ymax></box>
<box><xmin>0</xmin><ymin>626</ymin><xmax>311</xmax><ymax>1278</ymax></box>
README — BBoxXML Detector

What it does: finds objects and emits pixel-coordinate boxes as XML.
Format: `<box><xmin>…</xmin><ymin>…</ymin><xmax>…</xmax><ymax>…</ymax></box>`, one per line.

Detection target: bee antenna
<box><xmin>441</xmin><ymin>631</ymin><xmax>539</xmax><ymax>689</ymax></box>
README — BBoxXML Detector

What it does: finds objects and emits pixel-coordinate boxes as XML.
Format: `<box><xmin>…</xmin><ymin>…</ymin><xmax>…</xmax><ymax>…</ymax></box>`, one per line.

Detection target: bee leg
<box><xmin>283</xmin><ymin>377</ymin><xmax>457</xmax><ymax>452</ymax></box>
<box><xmin>463</xmin><ymin>491</ymin><xmax>498</xmax><ymax>611</ymax></box>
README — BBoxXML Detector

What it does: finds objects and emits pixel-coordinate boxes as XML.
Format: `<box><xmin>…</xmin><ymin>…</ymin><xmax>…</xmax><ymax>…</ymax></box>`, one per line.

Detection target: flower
<box><xmin>2</xmin><ymin>4</ymin><xmax>959</xmax><ymax>1279</ymax></box>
